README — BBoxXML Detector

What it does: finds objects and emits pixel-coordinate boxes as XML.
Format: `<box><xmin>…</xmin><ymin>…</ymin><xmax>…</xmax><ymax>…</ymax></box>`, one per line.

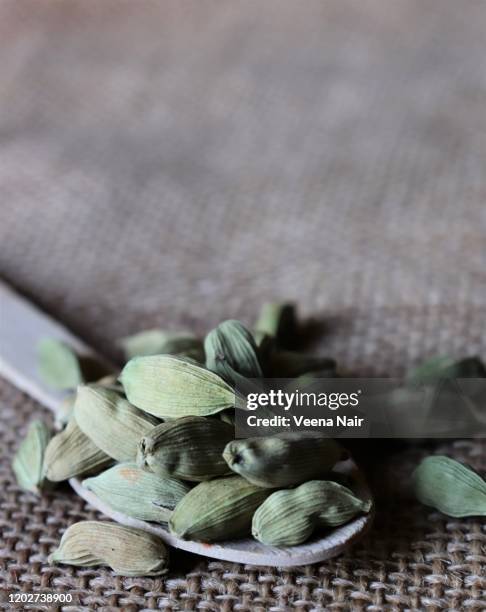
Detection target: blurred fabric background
<box><xmin>1</xmin><ymin>1</ymin><xmax>485</xmax><ymax>609</ymax></box>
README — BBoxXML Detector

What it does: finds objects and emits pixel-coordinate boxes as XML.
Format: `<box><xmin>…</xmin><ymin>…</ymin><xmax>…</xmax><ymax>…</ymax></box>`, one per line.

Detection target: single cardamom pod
<box><xmin>12</xmin><ymin>420</ymin><xmax>51</xmax><ymax>493</ymax></box>
<box><xmin>120</xmin><ymin>355</ymin><xmax>237</xmax><ymax>418</ymax></box>
<box><xmin>138</xmin><ymin>416</ymin><xmax>233</xmax><ymax>481</ymax></box>
<box><xmin>405</xmin><ymin>357</ymin><xmax>486</xmax><ymax>433</ymax></box>
<box><xmin>74</xmin><ymin>386</ymin><xmax>159</xmax><ymax>461</ymax></box>
<box><xmin>254</xmin><ymin>302</ymin><xmax>297</xmax><ymax>348</ymax></box>
<box><xmin>120</xmin><ymin>329</ymin><xmax>204</xmax><ymax>362</ymax></box>
<box><xmin>204</xmin><ymin>320</ymin><xmax>262</xmax><ymax>384</ymax></box>
<box><xmin>169</xmin><ymin>475</ymin><xmax>270</xmax><ymax>542</ymax></box>
<box><xmin>223</xmin><ymin>432</ymin><xmax>344</xmax><ymax>488</ymax></box>
<box><xmin>407</xmin><ymin>356</ymin><xmax>486</xmax><ymax>386</ymax></box>
<box><xmin>48</xmin><ymin>521</ymin><xmax>169</xmax><ymax>576</ymax></box>
<box><xmin>413</xmin><ymin>455</ymin><xmax>486</xmax><ymax>517</ymax></box>
<box><xmin>252</xmin><ymin>480</ymin><xmax>372</xmax><ymax>546</ymax></box>
<box><xmin>43</xmin><ymin>418</ymin><xmax>112</xmax><ymax>481</ymax></box>
<box><xmin>83</xmin><ymin>463</ymin><xmax>191</xmax><ymax>522</ymax></box>
<box><xmin>38</xmin><ymin>338</ymin><xmax>112</xmax><ymax>389</ymax></box>
<box><xmin>38</xmin><ymin>338</ymin><xmax>83</xmax><ymax>390</ymax></box>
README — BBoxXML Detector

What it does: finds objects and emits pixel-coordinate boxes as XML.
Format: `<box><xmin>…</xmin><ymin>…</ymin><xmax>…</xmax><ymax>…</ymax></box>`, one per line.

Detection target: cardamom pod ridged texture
<box><xmin>38</xmin><ymin>338</ymin><xmax>83</xmax><ymax>390</ymax></box>
<box><xmin>204</xmin><ymin>320</ymin><xmax>262</xmax><ymax>384</ymax></box>
<box><xmin>138</xmin><ymin>416</ymin><xmax>234</xmax><ymax>481</ymax></box>
<box><xmin>83</xmin><ymin>463</ymin><xmax>191</xmax><ymax>522</ymax></box>
<box><xmin>48</xmin><ymin>521</ymin><xmax>168</xmax><ymax>576</ymax></box>
<box><xmin>252</xmin><ymin>480</ymin><xmax>372</xmax><ymax>546</ymax></box>
<box><xmin>12</xmin><ymin>420</ymin><xmax>51</xmax><ymax>493</ymax></box>
<box><xmin>121</xmin><ymin>329</ymin><xmax>204</xmax><ymax>362</ymax></box>
<box><xmin>120</xmin><ymin>355</ymin><xmax>236</xmax><ymax>418</ymax></box>
<box><xmin>169</xmin><ymin>476</ymin><xmax>271</xmax><ymax>542</ymax></box>
<box><xmin>43</xmin><ymin>418</ymin><xmax>112</xmax><ymax>482</ymax></box>
<box><xmin>223</xmin><ymin>432</ymin><xmax>344</xmax><ymax>488</ymax></box>
<box><xmin>74</xmin><ymin>386</ymin><xmax>159</xmax><ymax>461</ymax></box>
<box><xmin>413</xmin><ymin>455</ymin><xmax>486</xmax><ymax>517</ymax></box>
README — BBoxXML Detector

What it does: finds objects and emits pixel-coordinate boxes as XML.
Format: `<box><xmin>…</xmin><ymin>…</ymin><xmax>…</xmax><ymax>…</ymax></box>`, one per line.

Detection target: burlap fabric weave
<box><xmin>1</xmin><ymin>1</ymin><xmax>485</xmax><ymax>609</ymax></box>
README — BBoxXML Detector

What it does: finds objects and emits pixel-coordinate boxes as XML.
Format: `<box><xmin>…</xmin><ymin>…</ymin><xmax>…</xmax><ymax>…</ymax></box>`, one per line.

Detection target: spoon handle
<box><xmin>0</xmin><ymin>280</ymin><xmax>113</xmax><ymax>413</ymax></box>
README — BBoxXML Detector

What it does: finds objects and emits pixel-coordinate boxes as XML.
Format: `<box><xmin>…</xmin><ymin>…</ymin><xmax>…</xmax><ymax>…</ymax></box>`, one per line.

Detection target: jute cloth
<box><xmin>1</xmin><ymin>1</ymin><xmax>485</xmax><ymax>609</ymax></box>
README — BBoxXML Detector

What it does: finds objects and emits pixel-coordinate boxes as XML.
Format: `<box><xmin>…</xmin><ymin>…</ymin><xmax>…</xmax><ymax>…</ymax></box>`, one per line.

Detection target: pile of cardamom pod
<box><xmin>12</xmin><ymin>303</ymin><xmax>486</xmax><ymax>576</ymax></box>
<box><xmin>12</xmin><ymin>304</ymin><xmax>372</xmax><ymax>575</ymax></box>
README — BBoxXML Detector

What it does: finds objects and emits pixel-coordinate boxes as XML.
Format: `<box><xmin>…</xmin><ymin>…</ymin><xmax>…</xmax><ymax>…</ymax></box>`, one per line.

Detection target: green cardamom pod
<box><xmin>252</xmin><ymin>480</ymin><xmax>372</xmax><ymax>546</ymax></box>
<box><xmin>12</xmin><ymin>420</ymin><xmax>51</xmax><ymax>493</ymax></box>
<box><xmin>43</xmin><ymin>418</ymin><xmax>112</xmax><ymax>481</ymax></box>
<box><xmin>38</xmin><ymin>338</ymin><xmax>111</xmax><ymax>390</ymax></box>
<box><xmin>48</xmin><ymin>521</ymin><xmax>169</xmax><ymax>576</ymax></box>
<box><xmin>83</xmin><ymin>462</ymin><xmax>191</xmax><ymax>522</ymax></box>
<box><xmin>120</xmin><ymin>355</ymin><xmax>237</xmax><ymax>418</ymax></box>
<box><xmin>121</xmin><ymin>329</ymin><xmax>204</xmax><ymax>362</ymax></box>
<box><xmin>38</xmin><ymin>338</ymin><xmax>83</xmax><ymax>390</ymax></box>
<box><xmin>407</xmin><ymin>356</ymin><xmax>486</xmax><ymax>386</ymax></box>
<box><xmin>169</xmin><ymin>475</ymin><xmax>270</xmax><ymax>542</ymax></box>
<box><xmin>205</xmin><ymin>320</ymin><xmax>262</xmax><ymax>384</ymax></box>
<box><xmin>138</xmin><ymin>416</ymin><xmax>233</xmax><ymax>481</ymax></box>
<box><xmin>223</xmin><ymin>432</ymin><xmax>344</xmax><ymax>488</ymax></box>
<box><xmin>74</xmin><ymin>386</ymin><xmax>159</xmax><ymax>461</ymax></box>
<box><xmin>254</xmin><ymin>302</ymin><xmax>297</xmax><ymax>348</ymax></box>
<box><xmin>413</xmin><ymin>455</ymin><xmax>486</xmax><ymax>517</ymax></box>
